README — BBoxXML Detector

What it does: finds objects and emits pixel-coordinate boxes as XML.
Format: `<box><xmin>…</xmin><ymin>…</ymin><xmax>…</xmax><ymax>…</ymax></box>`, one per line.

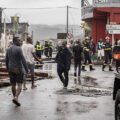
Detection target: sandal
<box><xmin>12</xmin><ymin>99</ymin><xmax>21</xmax><ymax>106</ymax></box>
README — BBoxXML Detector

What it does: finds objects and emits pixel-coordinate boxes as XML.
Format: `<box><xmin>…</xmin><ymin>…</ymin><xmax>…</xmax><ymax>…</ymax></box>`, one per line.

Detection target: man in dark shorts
<box><xmin>5</xmin><ymin>37</ymin><xmax>28</xmax><ymax>106</ymax></box>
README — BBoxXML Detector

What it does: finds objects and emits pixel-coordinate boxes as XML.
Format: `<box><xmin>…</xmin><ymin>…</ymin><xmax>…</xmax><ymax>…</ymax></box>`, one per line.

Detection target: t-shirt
<box><xmin>73</xmin><ymin>44</ymin><xmax>83</xmax><ymax>60</ymax></box>
<box><xmin>5</xmin><ymin>44</ymin><xmax>28</xmax><ymax>73</ymax></box>
<box><xmin>22</xmin><ymin>43</ymin><xmax>35</xmax><ymax>64</ymax></box>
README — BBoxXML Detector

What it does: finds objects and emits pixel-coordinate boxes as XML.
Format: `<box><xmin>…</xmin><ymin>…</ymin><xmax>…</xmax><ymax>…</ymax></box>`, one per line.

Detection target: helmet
<box><xmin>105</xmin><ymin>36</ymin><xmax>110</xmax><ymax>40</ymax></box>
<box><xmin>85</xmin><ymin>36</ymin><xmax>89</xmax><ymax>40</ymax></box>
<box><xmin>118</xmin><ymin>40</ymin><xmax>120</xmax><ymax>45</ymax></box>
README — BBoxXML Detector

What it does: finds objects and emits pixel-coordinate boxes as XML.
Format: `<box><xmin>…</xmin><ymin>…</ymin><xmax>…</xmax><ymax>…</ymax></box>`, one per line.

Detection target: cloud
<box><xmin>1</xmin><ymin>0</ymin><xmax>81</xmax><ymax>25</ymax></box>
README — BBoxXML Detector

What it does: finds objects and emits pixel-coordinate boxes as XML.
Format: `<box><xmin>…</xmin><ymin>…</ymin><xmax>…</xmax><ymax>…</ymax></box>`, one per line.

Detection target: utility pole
<box><xmin>67</xmin><ymin>5</ymin><xmax>69</xmax><ymax>35</ymax></box>
<box><xmin>0</xmin><ymin>8</ymin><xmax>3</xmax><ymax>39</ymax></box>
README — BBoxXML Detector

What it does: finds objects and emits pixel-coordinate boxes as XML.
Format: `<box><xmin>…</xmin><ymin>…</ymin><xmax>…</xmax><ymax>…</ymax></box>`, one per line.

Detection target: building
<box><xmin>0</xmin><ymin>16</ymin><xmax>29</xmax><ymax>53</ymax></box>
<box><xmin>81</xmin><ymin>0</ymin><xmax>120</xmax><ymax>44</ymax></box>
<box><xmin>2</xmin><ymin>16</ymin><xmax>29</xmax><ymax>41</ymax></box>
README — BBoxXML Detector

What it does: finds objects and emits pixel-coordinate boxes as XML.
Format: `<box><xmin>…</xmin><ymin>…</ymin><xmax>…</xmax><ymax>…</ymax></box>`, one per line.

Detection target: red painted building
<box><xmin>81</xmin><ymin>0</ymin><xmax>120</xmax><ymax>44</ymax></box>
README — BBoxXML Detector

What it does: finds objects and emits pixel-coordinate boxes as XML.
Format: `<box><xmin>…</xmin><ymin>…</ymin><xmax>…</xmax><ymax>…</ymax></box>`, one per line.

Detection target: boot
<box><xmin>74</xmin><ymin>72</ymin><xmax>77</xmax><ymax>77</ymax></box>
<box><xmin>89</xmin><ymin>65</ymin><xmax>95</xmax><ymax>71</ymax></box>
<box><xmin>109</xmin><ymin>66</ymin><xmax>114</xmax><ymax>71</ymax></box>
<box><xmin>82</xmin><ymin>66</ymin><xmax>87</xmax><ymax>71</ymax></box>
<box><xmin>102</xmin><ymin>64</ymin><xmax>106</xmax><ymax>71</ymax></box>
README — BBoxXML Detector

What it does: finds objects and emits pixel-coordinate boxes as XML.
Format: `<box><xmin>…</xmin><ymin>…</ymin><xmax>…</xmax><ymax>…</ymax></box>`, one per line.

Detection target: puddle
<box><xmin>55</xmin><ymin>86</ymin><xmax>112</xmax><ymax>97</ymax></box>
<box><xmin>56</xmin><ymin>100</ymin><xmax>97</xmax><ymax>114</ymax></box>
<box><xmin>82</xmin><ymin>76</ymin><xmax>98</xmax><ymax>87</ymax></box>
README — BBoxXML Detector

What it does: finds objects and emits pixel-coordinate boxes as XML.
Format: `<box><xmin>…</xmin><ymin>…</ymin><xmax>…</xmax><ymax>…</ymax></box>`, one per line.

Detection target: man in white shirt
<box><xmin>22</xmin><ymin>37</ymin><xmax>41</xmax><ymax>89</ymax></box>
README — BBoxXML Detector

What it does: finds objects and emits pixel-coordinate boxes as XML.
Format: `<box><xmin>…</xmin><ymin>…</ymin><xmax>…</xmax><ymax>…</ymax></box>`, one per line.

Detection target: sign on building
<box><xmin>106</xmin><ymin>24</ymin><xmax>120</xmax><ymax>34</ymax></box>
<box><xmin>106</xmin><ymin>24</ymin><xmax>120</xmax><ymax>30</ymax></box>
<box><xmin>108</xmin><ymin>30</ymin><xmax>120</xmax><ymax>34</ymax></box>
<box><xmin>57</xmin><ymin>33</ymin><xmax>67</xmax><ymax>39</ymax></box>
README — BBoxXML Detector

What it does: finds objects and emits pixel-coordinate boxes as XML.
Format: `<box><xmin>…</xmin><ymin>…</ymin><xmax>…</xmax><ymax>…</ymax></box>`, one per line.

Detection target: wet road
<box><xmin>0</xmin><ymin>63</ymin><xmax>115</xmax><ymax>120</ymax></box>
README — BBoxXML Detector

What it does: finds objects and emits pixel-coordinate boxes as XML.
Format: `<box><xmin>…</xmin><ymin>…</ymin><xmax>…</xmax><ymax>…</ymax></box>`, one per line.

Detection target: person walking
<box><xmin>73</xmin><ymin>40</ymin><xmax>83</xmax><ymax>78</ymax></box>
<box><xmin>102</xmin><ymin>37</ymin><xmax>113</xmax><ymax>71</ymax></box>
<box><xmin>22</xmin><ymin>37</ymin><xmax>41</xmax><ymax>89</ymax></box>
<box><xmin>5</xmin><ymin>37</ymin><xmax>28</xmax><ymax>106</ymax></box>
<box><xmin>55</xmin><ymin>41</ymin><xmax>72</xmax><ymax>89</ymax></box>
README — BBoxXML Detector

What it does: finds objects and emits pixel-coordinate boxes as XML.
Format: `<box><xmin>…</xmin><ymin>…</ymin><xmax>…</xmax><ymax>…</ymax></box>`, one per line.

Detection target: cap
<box><xmin>85</xmin><ymin>36</ymin><xmax>89</xmax><ymax>40</ymax></box>
<box><xmin>105</xmin><ymin>36</ymin><xmax>110</xmax><ymax>40</ymax></box>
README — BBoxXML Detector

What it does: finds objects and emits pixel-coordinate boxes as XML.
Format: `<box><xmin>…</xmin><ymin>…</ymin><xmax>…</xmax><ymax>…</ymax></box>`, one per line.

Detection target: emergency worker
<box><xmin>102</xmin><ymin>37</ymin><xmax>113</xmax><ymax>71</ymax></box>
<box><xmin>41</xmin><ymin>43</ymin><xmax>44</xmax><ymax>55</ymax></box>
<box><xmin>82</xmin><ymin>37</ymin><xmax>95</xmax><ymax>71</ymax></box>
<box><xmin>48</xmin><ymin>41</ymin><xmax>53</xmax><ymax>57</ymax></box>
<box><xmin>35</xmin><ymin>41</ymin><xmax>42</xmax><ymax>60</ymax></box>
<box><xmin>44</xmin><ymin>41</ymin><xmax>49</xmax><ymax>57</ymax></box>
<box><xmin>113</xmin><ymin>40</ymin><xmax>120</xmax><ymax>72</ymax></box>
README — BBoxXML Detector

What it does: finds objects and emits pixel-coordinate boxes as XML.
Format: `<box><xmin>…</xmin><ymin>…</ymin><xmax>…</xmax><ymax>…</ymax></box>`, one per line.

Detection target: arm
<box><xmin>19</xmin><ymin>48</ymin><xmax>28</xmax><ymax>73</ymax></box>
<box><xmin>31</xmin><ymin>45</ymin><xmax>42</xmax><ymax>62</ymax></box>
<box><xmin>66</xmin><ymin>49</ymin><xmax>72</xmax><ymax>71</ymax></box>
<box><xmin>5</xmin><ymin>50</ymin><xmax>9</xmax><ymax>70</ymax></box>
<box><xmin>81</xmin><ymin>47</ymin><xmax>84</xmax><ymax>61</ymax></box>
<box><xmin>32</xmin><ymin>52</ymin><xmax>42</xmax><ymax>62</ymax></box>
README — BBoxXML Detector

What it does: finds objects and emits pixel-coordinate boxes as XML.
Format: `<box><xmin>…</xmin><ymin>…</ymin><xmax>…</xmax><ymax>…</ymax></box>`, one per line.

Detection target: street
<box><xmin>0</xmin><ymin>63</ymin><xmax>115</xmax><ymax>120</ymax></box>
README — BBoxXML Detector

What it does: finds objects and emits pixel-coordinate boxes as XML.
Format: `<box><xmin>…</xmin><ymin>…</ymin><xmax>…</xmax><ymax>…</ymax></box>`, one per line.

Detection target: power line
<box><xmin>5</xmin><ymin>6</ymin><xmax>66</xmax><ymax>10</ymax></box>
<box><xmin>4</xmin><ymin>6</ymin><xmax>80</xmax><ymax>10</ymax></box>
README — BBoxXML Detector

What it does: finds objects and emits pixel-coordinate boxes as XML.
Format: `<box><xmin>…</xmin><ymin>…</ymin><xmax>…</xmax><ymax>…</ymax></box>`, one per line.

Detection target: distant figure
<box><xmin>22</xmin><ymin>37</ymin><xmax>41</xmax><ymax>89</ymax></box>
<box><xmin>5</xmin><ymin>37</ymin><xmax>28</xmax><ymax>106</ymax></box>
<box><xmin>82</xmin><ymin>37</ymin><xmax>95</xmax><ymax>71</ymax></box>
<box><xmin>97</xmin><ymin>38</ymin><xmax>104</xmax><ymax>63</ymax></box>
<box><xmin>102</xmin><ymin>37</ymin><xmax>113</xmax><ymax>71</ymax></box>
<box><xmin>73</xmin><ymin>40</ymin><xmax>83</xmax><ymax>79</ymax></box>
<box><xmin>55</xmin><ymin>41</ymin><xmax>72</xmax><ymax>89</ymax></box>
<box><xmin>48</xmin><ymin>41</ymin><xmax>53</xmax><ymax>58</ymax></box>
<box><xmin>35</xmin><ymin>40</ymin><xmax>43</xmax><ymax>63</ymax></box>
<box><xmin>44</xmin><ymin>41</ymin><xmax>49</xmax><ymax>57</ymax></box>
<box><xmin>113</xmin><ymin>40</ymin><xmax>120</xmax><ymax>72</ymax></box>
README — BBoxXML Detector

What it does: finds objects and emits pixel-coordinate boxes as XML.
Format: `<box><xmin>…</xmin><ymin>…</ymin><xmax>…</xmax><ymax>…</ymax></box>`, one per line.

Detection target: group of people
<box><xmin>34</xmin><ymin>40</ymin><xmax>53</xmax><ymax>61</ymax></box>
<box><xmin>55</xmin><ymin>36</ymin><xmax>120</xmax><ymax>90</ymax></box>
<box><xmin>5</xmin><ymin>36</ymin><xmax>41</xmax><ymax>106</ymax></box>
<box><xmin>5</xmin><ymin>35</ymin><xmax>120</xmax><ymax>106</ymax></box>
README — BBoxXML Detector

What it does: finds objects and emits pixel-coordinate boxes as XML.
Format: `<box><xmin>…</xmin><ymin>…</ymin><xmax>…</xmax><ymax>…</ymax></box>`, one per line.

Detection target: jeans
<box><xmin>57</xmin><ymin>64</ymin><xmax>69</xmax><ymax>87</ymax></box>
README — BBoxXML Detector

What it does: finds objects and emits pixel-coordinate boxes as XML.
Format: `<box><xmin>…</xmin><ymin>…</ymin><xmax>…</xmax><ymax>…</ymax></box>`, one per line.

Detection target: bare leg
<box><xmin>11</xmin><ymin>85</ymin><xmax>16</xmax><ymax>98</ymax></box>
<box><xmin>15</xmin><ymin>83</ymin><xmax>22</xmax><ymax>101</ymax></box>
<box><xmin>23</xmin><ymin>75</ymin><xmax>27</xmax><ymax>90</ymax></box>
<box><xmin>31</xmin><ymin>74</ymin><xmax>37</xmax><ymax>88</ymax></box>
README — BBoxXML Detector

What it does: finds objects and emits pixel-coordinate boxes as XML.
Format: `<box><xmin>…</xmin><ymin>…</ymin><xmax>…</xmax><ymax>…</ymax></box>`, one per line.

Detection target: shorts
<box><xmin>9</xmin><ymin>72</ymin><xmax>24</xmax><ymax>85</ymax></box>
<box><xmin>98</xmin><ymin>49</ymin><xmax>104</xmax><ymax>57</ymax></box>
<box><xmin>27</xmin><ymin>62</ymin><xmax>35</xmax><ymax>74</ymax></box>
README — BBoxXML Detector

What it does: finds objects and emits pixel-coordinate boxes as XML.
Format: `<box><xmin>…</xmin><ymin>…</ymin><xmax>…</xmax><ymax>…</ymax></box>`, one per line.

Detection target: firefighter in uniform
<box><xmin>41</xmin><ymin>43</ymin><xmax>44</xmax><ymax>55</ymax></box>
<box><xmin>44</xmin><ymin>41</ymin><xmax>49</xmax><ymax>57</ymax></box>
<box><xmin>35</xmin><ymin>41</ymin><xmax>42</xmax><ymax>63</ymax></box>
<box><xmin>48</xmin><ymin>41</ymin><xmax>53</xmax><ymax>58</ymax></box>
<box><xmin>82</xmin><ymin>37</ymin><xmax>95</xmax><ymax>71</ymax></box>
<box><xmin>113</xmin><ymin>40</ymin><xmax>120</xmax><ymax>72</ymax></box>
<box><xmin>102</xmin><ymin>37</ymin><xmax>113</xmax><ymax>71</ymax></box>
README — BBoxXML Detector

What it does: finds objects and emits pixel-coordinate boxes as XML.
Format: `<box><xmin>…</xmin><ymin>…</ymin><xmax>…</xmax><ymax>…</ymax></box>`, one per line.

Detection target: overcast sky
<box><xmin>1</xmin><ymin>0</ymin><xmax>92</xmax><ymax>25</ymax></box>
